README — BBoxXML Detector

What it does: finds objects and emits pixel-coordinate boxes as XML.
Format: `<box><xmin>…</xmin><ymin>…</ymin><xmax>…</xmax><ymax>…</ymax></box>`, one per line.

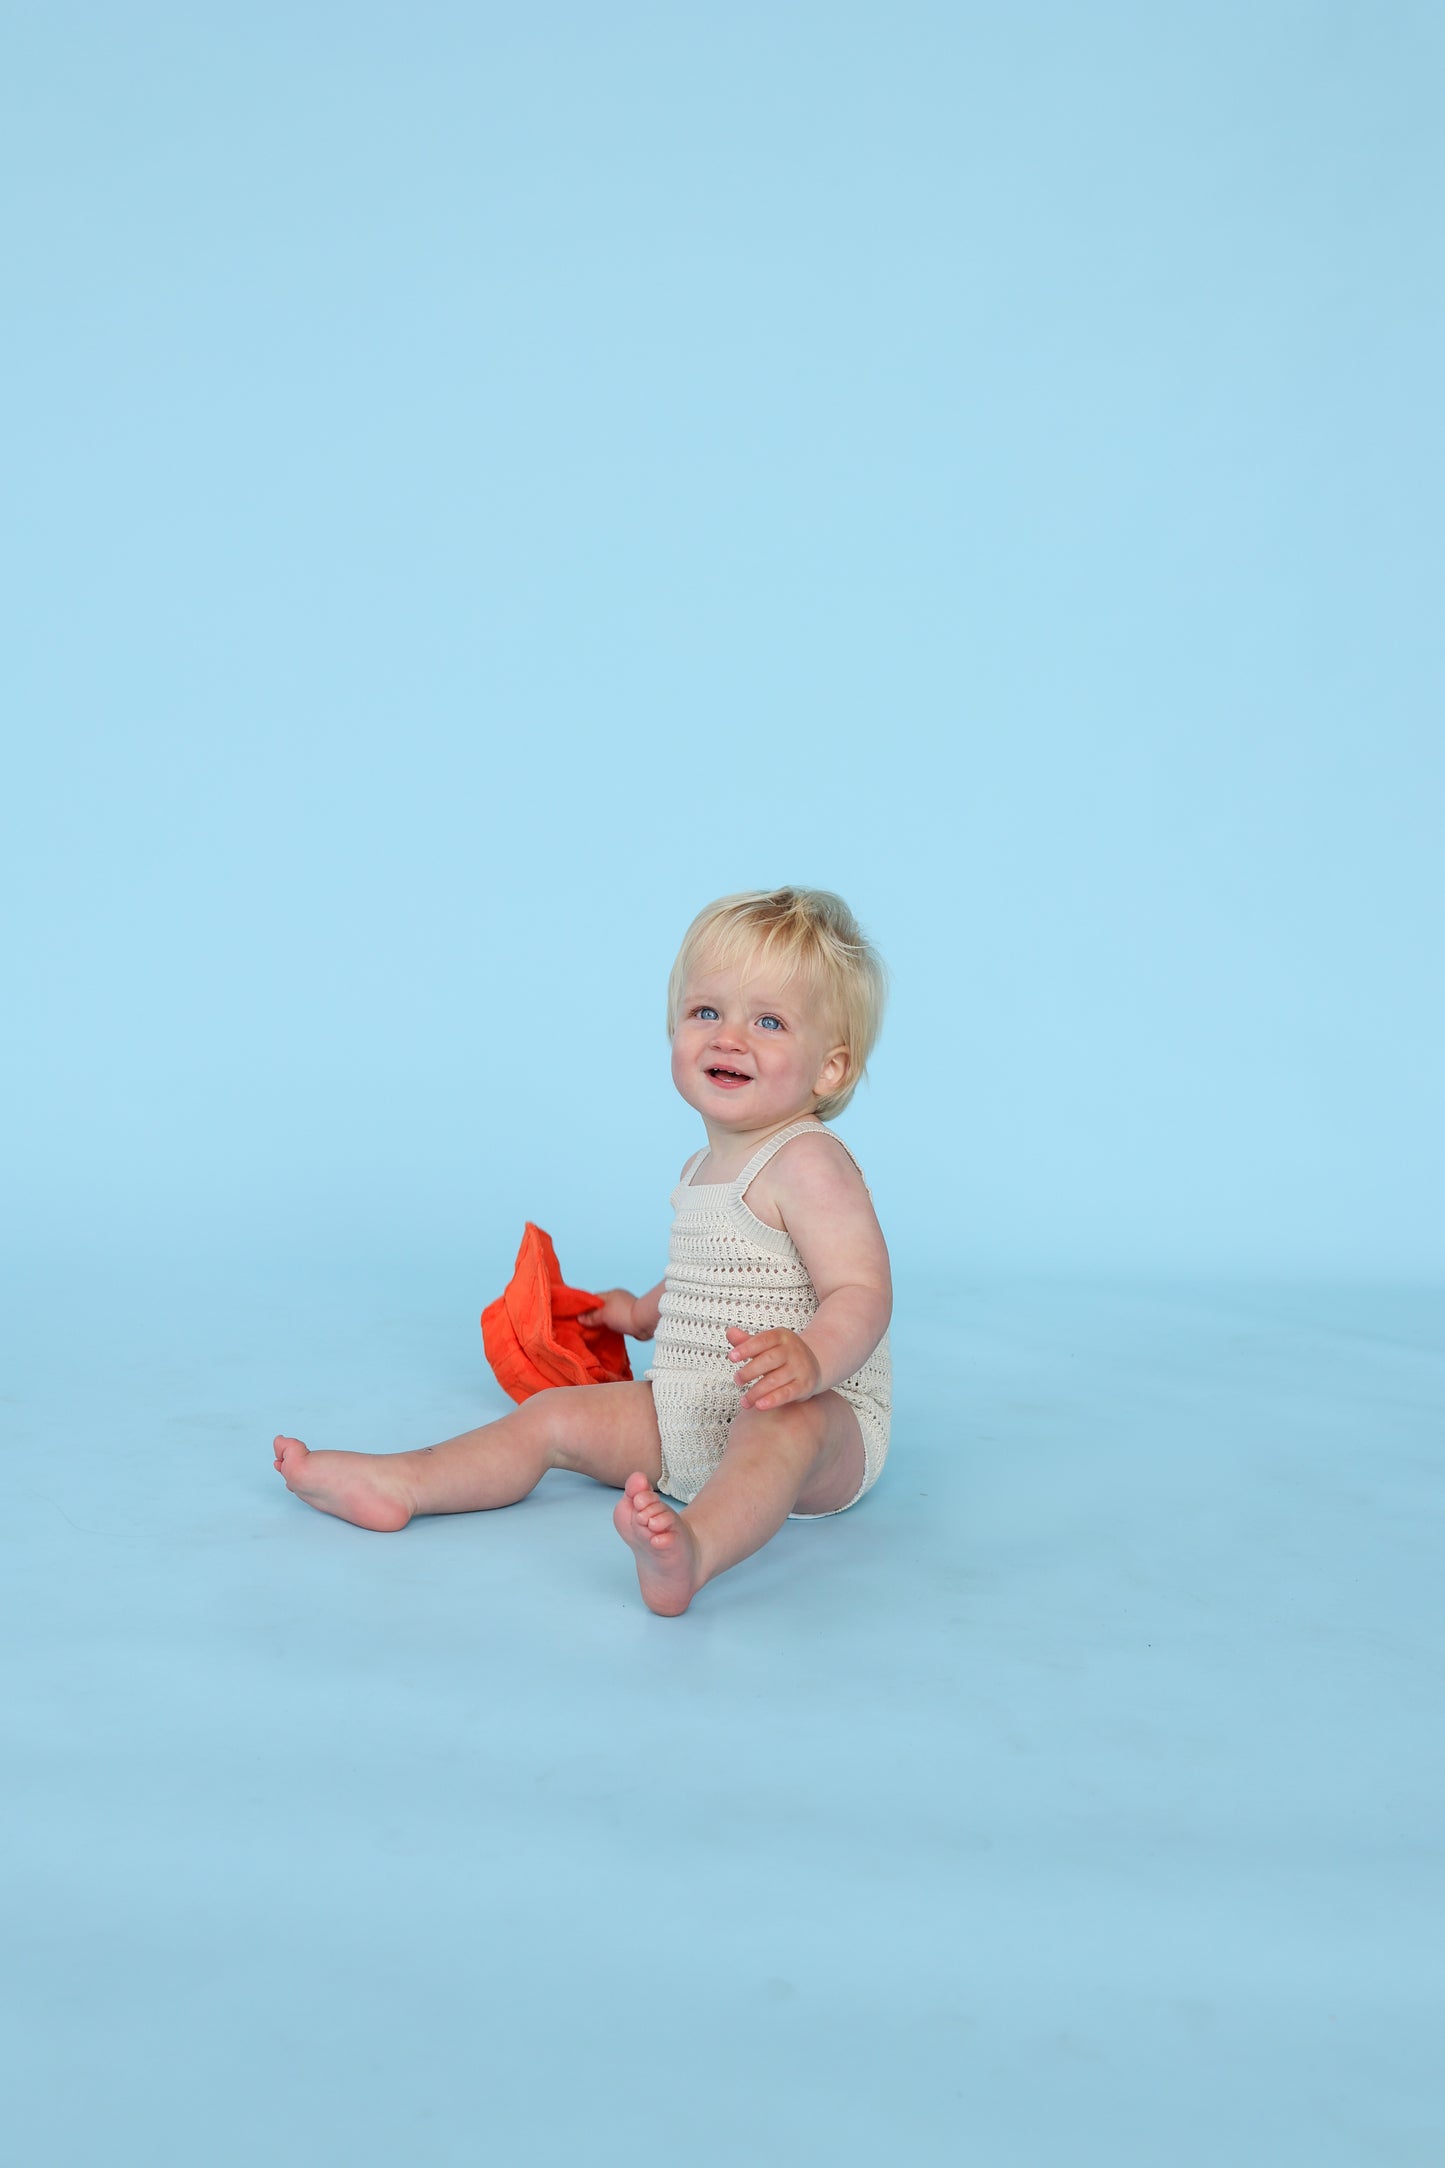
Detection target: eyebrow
<box><xmin>685</xmin><ymin>986</ymin><xmax>797</xmax><ymax>1018</ymax></box>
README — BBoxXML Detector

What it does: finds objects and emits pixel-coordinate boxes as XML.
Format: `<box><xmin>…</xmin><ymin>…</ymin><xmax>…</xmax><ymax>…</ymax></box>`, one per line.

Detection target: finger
<box><xmin>727</xmin><ymin>1330</ymin><xmax>779</xmax><ymax>1363</ymax></box>
<box><xmin>747</xmin><ymin>1381</ymin><xmax>799</xmax><ymax>1411</ymax></box>
<box><xmin>740</xmin><ymin>1367</ymin><xmax>797</xmax><ymax>1406</ymax></box>
<box><xmin>736</xmin><ymin>1348</ymin><xmax>787</xmax><ymax>1387</ymax></box>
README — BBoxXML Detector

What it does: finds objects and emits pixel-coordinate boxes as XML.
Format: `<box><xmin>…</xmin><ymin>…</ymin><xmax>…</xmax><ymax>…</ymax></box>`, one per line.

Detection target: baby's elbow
<box><xmin>852</xmin><ymin>1277</ymin><xmax>891</xmax><ymax>1339</ymax></box>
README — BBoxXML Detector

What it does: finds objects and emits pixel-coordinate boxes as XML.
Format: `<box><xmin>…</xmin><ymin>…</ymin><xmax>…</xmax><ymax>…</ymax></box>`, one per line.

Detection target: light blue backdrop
<box><xmin>5</xmin><ymin>19</ymin><xmax>1444</xmax><ymax>2168</ymax></box>
<box><xmin>5</xmin><ymin>2</ymin><xmax>1442</xmax><ymax>1287</ymax></box>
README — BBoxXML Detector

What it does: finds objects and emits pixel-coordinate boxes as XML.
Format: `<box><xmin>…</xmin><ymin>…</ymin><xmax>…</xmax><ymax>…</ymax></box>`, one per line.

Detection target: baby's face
<box><xmin>671</xmin><ymin>951</ymin><xmax>847</xmax><ymax>1133</ymax></box>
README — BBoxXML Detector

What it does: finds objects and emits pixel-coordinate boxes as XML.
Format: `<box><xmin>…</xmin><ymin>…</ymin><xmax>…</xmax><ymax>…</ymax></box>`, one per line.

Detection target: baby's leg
<box><xmin>613</xmin><ymin>1392</ymin><xmax>865</xmax><ymax>1615</ymax></box>
<box><xmin>273</xmin><ymin>1380</ymin><xmax>663</xmax><ymax>1531</ymax></box>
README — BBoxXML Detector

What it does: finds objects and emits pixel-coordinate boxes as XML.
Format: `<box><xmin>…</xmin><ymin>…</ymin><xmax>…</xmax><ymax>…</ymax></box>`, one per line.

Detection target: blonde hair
<box><xmin>666</xmin><ymin>887</ymin><xmax>888</xmax><ymax>1121</ymax></box>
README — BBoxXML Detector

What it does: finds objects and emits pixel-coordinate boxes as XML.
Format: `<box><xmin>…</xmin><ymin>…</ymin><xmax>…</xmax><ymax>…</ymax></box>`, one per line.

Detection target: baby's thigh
<box><xmin>538</xmin><ymin>1379</ymin><xmax>663</xmax><ymax>1489</ymax></box>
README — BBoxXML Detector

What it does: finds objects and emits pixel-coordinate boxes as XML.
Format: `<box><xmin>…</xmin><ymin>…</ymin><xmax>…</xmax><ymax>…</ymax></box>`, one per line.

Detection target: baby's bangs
<box><xmin>687</xmin><ymin>923</ymin><xmax>852</xmax><ymax>1041</ymax></box>
<box><xmin>691</xmin><ymin>916</ymin><xmax>816</xmax><ymax>996</ymax></box>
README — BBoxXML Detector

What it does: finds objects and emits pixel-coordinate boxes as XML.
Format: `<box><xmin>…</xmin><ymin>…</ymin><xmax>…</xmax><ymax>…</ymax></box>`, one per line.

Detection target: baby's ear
<box><xmin>815</xmin><ymin>1044</ymin><xmax>849</xmax><ymax>1094</ymax></box>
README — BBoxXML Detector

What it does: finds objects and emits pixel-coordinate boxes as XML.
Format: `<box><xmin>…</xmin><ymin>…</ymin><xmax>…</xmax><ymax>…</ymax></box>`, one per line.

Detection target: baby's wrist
<box><xmin>796</xmin><ymin>1331</ymin><xmax>828</xmax><ymax>1394</ymax></box>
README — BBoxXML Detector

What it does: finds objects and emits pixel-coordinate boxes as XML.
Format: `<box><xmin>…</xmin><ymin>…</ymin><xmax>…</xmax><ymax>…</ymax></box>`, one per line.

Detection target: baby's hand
<box><xmin>726</xmin><ymin>1325</ymin><xmax>822</xmax><ymax>1411</ymax></box>
<box><xmin>579</xmin><ymin>1289</ymin><xmax>638</xmax><ymax>1337</ymax></box>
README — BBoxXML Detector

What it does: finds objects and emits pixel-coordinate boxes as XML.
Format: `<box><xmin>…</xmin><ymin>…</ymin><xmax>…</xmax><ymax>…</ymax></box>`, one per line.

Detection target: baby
<box><xmin>272</xmin><ymin>886</ymin><xmax>892</xmax><ymax>1614</ymax></box>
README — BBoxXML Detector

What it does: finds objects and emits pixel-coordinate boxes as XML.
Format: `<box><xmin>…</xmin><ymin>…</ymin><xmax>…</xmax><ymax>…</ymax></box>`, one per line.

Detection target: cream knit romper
<box><xmin>645</xmin><ymin>1117</ymin><xmax>891</xmax><ymax>1516</ymax></box>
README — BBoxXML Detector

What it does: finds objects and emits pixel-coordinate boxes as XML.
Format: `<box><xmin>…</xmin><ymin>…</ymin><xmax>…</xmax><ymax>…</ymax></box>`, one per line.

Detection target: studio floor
<box><xmin>5</xmin><ymin>1251</ymin><xmax>1442</xmax><ymax>2166</ymax></box>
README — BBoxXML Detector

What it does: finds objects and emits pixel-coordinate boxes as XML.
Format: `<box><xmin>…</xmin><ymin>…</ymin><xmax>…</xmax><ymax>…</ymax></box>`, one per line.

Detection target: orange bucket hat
<box><xmin>481</xmin><ymin>1222</ymin><xmax>633</xmax><ymax>1403</ymax></box>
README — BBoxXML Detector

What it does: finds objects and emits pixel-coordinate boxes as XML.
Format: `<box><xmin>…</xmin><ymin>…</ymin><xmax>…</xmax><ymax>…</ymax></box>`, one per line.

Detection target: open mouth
<box><xmin>705</xmin><ymin>1066</ymin><xmax>752</xmax><ymax>1087</ymax></box>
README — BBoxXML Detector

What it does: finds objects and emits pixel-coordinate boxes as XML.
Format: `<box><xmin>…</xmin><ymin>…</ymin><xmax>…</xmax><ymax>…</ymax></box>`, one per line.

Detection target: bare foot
<box><xmin>272</xmin><ymin>1435</ymin><xmax>414</xmax><ymax>1533</ymax></box>
<box><xmin>612</xmin><ymin>1472</ymin><xmax>701</xmax><ymax>1616</ymax></box>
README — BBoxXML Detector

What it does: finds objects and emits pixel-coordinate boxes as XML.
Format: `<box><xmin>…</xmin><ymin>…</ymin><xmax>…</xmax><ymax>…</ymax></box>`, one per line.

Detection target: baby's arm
<box><xmin>579</xmin><ymin>1279</ymin><xmax>665</xmax><ymax>1341</ymax></box>
<box><xmin>728</xmin><ymin>1137</ymin><xmax>891</xmax><ymax>1412</ymax></box>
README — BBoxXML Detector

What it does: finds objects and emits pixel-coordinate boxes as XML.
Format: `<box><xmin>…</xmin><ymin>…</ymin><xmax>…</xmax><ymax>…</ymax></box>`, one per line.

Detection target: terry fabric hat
<box><xmin>481</xmin><ymin>1222</ymin><xmax>633</xmax><ymax>1403</ymax></box>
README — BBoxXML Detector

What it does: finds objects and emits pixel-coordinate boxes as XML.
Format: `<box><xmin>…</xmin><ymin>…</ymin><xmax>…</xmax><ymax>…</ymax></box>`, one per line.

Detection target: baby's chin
<box><xmin>675</xmin><ymin>1075</ymin><xmax>818</xmax><ymax>1131</ymax></box>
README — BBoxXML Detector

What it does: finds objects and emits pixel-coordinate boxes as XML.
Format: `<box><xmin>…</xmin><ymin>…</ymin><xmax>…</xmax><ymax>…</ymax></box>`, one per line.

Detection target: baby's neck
<box><xmin>695</xmin><ymin>1106</ymin><xmax>820</xmax><ymax>1184</ymax></box>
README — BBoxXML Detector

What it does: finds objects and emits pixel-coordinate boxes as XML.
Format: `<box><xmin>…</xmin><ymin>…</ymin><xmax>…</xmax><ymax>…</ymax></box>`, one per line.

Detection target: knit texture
<box><xmin>646</xmin><ymin>1118</ymin><xmax>891</xmax><ymax>1512</ymax></box>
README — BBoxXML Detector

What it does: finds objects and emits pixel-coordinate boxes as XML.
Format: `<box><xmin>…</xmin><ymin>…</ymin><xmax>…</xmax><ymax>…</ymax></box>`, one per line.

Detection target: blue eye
<box><xmin>758</xmin><ymin>1015</ymin><xmax>783</xmax><ymax>1031</ymax></box>
<box><xmin>695</xmin><ymin>1005</ymin><xmax>719</xmax><ymax>1021</ymax></box>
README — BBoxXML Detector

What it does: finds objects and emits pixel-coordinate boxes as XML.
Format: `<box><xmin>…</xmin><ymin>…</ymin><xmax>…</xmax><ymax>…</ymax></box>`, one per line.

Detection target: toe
<box><xmin>623</xmin><ymin>1471</ymin><xmax>651</xmax><ymax>1500</ymax></box>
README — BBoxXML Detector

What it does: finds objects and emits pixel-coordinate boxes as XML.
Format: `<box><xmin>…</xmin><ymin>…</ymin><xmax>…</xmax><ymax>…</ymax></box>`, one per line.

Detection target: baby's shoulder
<box><xmin>777</xmin><ymin>1124</ymin><xmax>861</xmax><ymax>1174</ymax></box>
<box><xmin>754</xmin><ymin>1127</ymin><xmax>869</xmax><ymax>1210</ymax></box>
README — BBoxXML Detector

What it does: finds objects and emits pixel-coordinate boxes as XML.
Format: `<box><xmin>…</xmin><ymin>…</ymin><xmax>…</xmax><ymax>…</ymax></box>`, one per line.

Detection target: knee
<box><xmin>524</xmin><ymin>1382</ymin><xmax>633</xmax><ymax>1476</ymax></box>
<box><xmin>727</xmin><ymin>1399</ymin><xmax>824</xmax><ymax>1455</ymax></box>
<box><xmin>519</xmin><ymin>1385</ymin><xmax>586</xmax><ymax>1459</ymax></box>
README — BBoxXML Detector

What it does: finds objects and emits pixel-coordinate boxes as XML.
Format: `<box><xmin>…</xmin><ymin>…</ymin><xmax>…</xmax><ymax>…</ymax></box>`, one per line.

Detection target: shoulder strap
<box><xmin>733</xmin><ymin>1118</ymin><xmax>836</xmax><ymax>1197</ymax></box>
<box><xmin>679</xmin><ymin>1146</ymin><xmax>710</xmax><ymax>1186</ymax></box>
